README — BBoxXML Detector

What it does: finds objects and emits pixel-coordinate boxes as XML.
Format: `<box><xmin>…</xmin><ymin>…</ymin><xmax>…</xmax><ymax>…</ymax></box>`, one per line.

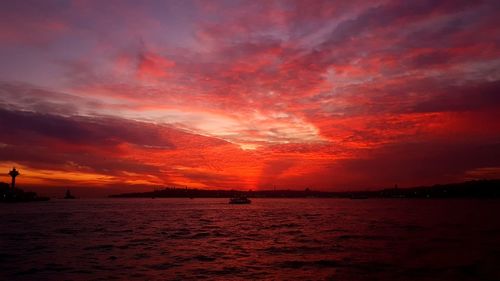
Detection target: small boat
<box><xmin>64</xmin><ymin>190</ymin><xmax>76</xmax><ymax>199</ymax></box>
<box><xmin>229</xmin><ymin>196</ymin><xmax>251</xmax><ymax>204</ymax></box>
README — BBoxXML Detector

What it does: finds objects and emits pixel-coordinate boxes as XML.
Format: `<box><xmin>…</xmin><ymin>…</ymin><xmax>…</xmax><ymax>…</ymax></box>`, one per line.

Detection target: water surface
<box><xmin>1</xmin><ymin>199</ymin><xmax>499</xmax><ymax>280</ymax></box>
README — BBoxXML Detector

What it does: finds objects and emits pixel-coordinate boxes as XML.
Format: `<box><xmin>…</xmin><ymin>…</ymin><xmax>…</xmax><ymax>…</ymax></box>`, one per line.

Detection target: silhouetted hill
<box><xmin>109</xmin><ymin>179</ymin><xmax>500</xmax><ymax>199</ymax></box>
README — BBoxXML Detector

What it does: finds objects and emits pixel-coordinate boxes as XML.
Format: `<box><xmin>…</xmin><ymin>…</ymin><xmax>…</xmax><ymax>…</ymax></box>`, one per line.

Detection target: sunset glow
<box><xmin>1</xmin><ymin>0</ymin><xmax>499</xmax><ymax>193</ymax></box>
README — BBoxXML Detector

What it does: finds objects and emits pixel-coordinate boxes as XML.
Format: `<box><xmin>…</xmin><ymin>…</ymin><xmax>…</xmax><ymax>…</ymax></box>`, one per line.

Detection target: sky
<box><xmin>0</xmin><ymin>0</ymin><xmax>499</xmax><ymax>194</ymax></box>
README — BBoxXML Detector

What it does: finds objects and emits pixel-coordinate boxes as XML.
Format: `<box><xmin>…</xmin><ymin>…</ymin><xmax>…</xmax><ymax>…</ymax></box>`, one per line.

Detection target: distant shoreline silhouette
<box><xmin>109</xmin><ymin>179</ymin><xmax>500</xmax><ymax>199</ymax></box>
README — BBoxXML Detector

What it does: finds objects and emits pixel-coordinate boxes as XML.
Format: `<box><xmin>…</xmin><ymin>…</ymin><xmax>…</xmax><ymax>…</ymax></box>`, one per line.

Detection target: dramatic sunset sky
<box><xmin>1</xmin><ymin>0</ymin><xmax>499</xmax><ymax>194</ymax></box>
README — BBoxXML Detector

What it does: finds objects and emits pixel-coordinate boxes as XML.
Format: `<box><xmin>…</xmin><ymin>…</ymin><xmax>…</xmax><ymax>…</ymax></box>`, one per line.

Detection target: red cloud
<box><xmin>136</xmin><ymin>52</ymin><xmax>175</xmax><ymax>79</ymax></box>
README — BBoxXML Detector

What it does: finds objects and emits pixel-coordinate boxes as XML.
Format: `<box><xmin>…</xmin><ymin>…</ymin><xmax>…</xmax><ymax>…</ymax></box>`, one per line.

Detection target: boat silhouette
<box><xmin>229</xmin><ymin>196</ymin><xmax>251</xmax><ymax>204</ymax></box>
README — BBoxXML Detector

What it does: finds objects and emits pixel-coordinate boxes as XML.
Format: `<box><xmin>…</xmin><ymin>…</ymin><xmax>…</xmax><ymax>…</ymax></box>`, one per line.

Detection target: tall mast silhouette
<box><xmin>8</xmin><ymin>167</ymin><xmax>19</xmax><ymax>189</ymax></box>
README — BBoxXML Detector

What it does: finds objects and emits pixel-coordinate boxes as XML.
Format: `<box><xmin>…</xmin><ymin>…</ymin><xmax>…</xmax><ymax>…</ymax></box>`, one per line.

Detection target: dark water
<box><xmin>1</xmin><ymin>199</ymin><xmax>499</xmax><ymax>281</ymax></box>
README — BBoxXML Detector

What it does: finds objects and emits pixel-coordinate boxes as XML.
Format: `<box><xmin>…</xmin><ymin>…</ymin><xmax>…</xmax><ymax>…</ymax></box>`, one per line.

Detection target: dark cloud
<box><xmin>0</xmin><ymin>107</ymin><xmax>174</xmax><ymax>148</ymax></box>
<box><xmin>0</xmin><ymin>143</ymin><xmax>161</xmax><ymax>176</ymax></box>
<box><xmin>412</xmin><ymin>80</ymin><xmax>500</xmax><ymax>113</ymax></box>
<box><xmin>0</xmin><ymin>82</ymin><xmax>101</xmax><ymax>115</ymax></box>
<box><xmin>305</xmin><ymin>140</ymin><xmax>500</xmax><ymax>189</ymax></box>
<box><xmin>0</xmin><ymin>107</ymin><xmax>177</xmax><ymax>177</ymax></box>
<box><xmin>353</xmin><ymin>141</ymin><xmax>500</xmax><ymax>185</ymax></box>
<box><xmin>322</xmin><ymin>0</ymin><xmax>481</xmax><ymax>47</ymax></box>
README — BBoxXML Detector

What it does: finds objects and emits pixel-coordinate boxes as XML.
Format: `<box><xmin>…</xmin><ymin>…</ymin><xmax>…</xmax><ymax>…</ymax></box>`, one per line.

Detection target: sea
<box><xmin>1</xmin><ymin>198</ymin><xmax>499</xmax><ymax>281</ymax></box>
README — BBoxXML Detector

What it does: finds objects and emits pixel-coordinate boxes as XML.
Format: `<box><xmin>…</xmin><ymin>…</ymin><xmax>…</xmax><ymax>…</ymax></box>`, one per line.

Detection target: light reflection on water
<box><xmin>1</xmin><ymin>198</ymin><xmax>499</xmax><ymax>280</ymax></box>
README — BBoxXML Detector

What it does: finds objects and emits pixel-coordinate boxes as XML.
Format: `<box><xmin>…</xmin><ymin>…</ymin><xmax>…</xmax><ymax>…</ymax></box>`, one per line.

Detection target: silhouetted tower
<box><xmin>9</xmin><ymin>167</ymin><xmax>19</xmax><ymax>189</ymax></box>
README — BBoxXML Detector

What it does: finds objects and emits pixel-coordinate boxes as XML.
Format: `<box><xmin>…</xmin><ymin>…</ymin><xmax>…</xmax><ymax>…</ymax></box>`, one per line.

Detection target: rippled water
<box><xmin>1</xmin><ymin>199</ymin><xmax>500</xmax><ymax>280</ymax></box>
